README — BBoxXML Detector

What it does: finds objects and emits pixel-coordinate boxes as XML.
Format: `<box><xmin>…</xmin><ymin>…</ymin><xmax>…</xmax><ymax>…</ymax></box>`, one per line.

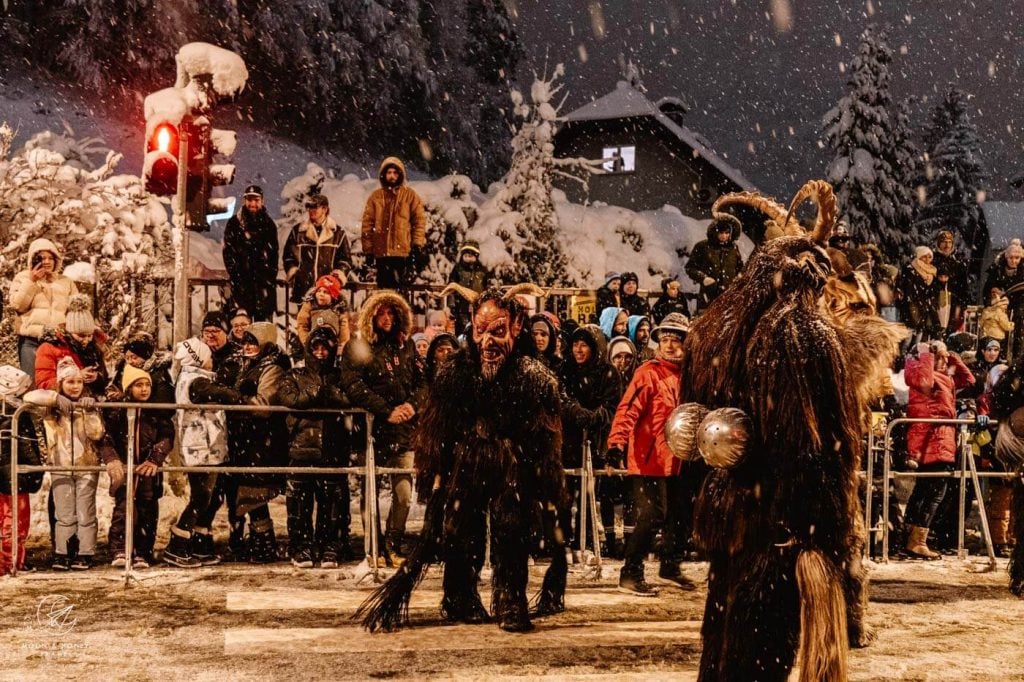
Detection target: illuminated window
<box><xmin>602</xmin><ymin>145</ymin><xmax>636</xmax><ymax>173</ymax></box>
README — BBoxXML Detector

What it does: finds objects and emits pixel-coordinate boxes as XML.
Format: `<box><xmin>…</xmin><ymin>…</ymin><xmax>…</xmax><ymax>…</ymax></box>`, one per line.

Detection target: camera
<box><xmin>31</xmin><ymin>253</ymin><xmax>44</xmax><ymax>268</ymax></box>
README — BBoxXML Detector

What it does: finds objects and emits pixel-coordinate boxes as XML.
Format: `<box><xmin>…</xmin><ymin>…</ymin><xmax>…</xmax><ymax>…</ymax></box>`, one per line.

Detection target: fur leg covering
<box><xmin>532</xmin><ymin>507</ymin><xmax>567</xmax><ymax>616</ymax></box>
<box><xmin>796</xmin><ymin>549</ymin><xmax>849</xmax><ymax>682</ymax></box>
<box><xmin>844</xmin><ymin>513</ymin><xmax>873</xmax><ymax>648</ymax></box>
<box><xmin>356</xmin><ymin>491</ymin><xmax>446</xmax><ymax>632</ymax></box>
<box><xmin>1009</xmin><ymin>475</ymin><xmax>1024</xmax><ymax>598</ymax></box>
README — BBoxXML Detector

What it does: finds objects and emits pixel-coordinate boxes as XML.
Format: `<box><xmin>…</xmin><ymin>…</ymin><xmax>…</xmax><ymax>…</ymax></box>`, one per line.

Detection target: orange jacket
<box><xmin>607</xmin><ymin>358</ymin><xmax>682</xmax><ymax>477</ymax></box>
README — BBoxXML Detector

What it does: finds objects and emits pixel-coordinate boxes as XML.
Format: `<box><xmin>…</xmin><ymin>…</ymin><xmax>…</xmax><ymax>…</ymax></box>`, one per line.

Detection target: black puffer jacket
<box><xmin>278</xmin><ymin>329</ymin><xmax>350</xmax><ymax>463</ymax></box>
<box><xmin>223</xmin><ymin>207</ymin><xmax>280</xmax><ymax>320</ymax></box>
<box><xmin>651</xmin><ymin>293</ymin><xmax>690</xmax><ymax>324</ymax></box>
<box><xmin>340</xmin><ymin>291</ymin><xmax>421</xmax><ymax>455</ymax></box>
<box><xmin>0</xmin><ymin>402</ymin><xmax>45</xmax><ymax>493</ymax></box>
<box><xmin>685</xmin><ymin>221</ymin><xmax>744</xmax><ymax>311</ymax></box>
<box><xmin>559</xmin><ymin>326</ymin><xmax>621</xmax><ymax>468</ymax></box>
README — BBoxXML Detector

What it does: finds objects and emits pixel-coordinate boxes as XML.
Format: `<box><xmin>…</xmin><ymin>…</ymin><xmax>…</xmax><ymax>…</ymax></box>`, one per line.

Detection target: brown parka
<box><xmin>359</xmin><ymin>157</ymin><xmax>427</xmax><ymax>258</ymax></box>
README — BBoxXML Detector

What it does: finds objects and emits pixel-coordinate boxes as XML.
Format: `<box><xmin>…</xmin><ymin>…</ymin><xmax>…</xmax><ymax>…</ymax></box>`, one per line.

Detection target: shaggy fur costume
<box><xmin>684</xmin><ymin>181</ymin><xmax>903</xmax><ymax>682</ymax></box>
<box><xmin>357</xmin><ymin>290</ymin><xmax>569</xmax><ymax>633</ymax></box>
<box><xmin>985</xmin><ymin>356</ymin><xmax>1024</xmax><ymax>598</ymax></box>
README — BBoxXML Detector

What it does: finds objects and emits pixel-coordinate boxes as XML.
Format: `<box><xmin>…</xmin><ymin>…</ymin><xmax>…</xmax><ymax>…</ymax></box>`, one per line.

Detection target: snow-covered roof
<box><xmin>981</xmin><ymin>201</ymin><xmax>1024</xmax><ymax>248</ymax></box>
<box><xmin>562</xmin><ymin>81</ymin><xmax>755</xmax><ymax>191</ymax></box>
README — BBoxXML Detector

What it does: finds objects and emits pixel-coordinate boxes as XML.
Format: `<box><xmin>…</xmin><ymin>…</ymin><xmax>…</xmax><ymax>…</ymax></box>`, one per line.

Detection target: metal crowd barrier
<box><xmin>5</xmin><ymin>400</ymin><xmax>393</xmax><ymax>584</ymax></box>
<box><xmin>874</xmin><ymin>416</ymin><xmax>1018</xmax><ymax>568</ymax></box>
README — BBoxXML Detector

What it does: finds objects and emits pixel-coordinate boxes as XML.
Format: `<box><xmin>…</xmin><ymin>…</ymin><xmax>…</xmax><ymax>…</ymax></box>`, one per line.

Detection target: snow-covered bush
<box><xmin>0</xmin><ymin>123</ymin><xmax>173</xmax><ymax>357</ymax></box>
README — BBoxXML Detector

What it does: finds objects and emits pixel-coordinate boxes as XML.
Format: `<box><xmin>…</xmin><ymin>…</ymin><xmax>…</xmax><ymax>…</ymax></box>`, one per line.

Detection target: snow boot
<box><xmin>191</xmin><ymin>528</ymin><xmax>222</xmax><ymax>566</ymax></box>
<box><xmin>658</xmin><ymin>564</ymin><xmax>697</xmax><ymax>591</ymax></box>
<box><xmin>618</xmin><ymin>566</ymin><xmax>660</xmax><ymax>597</ymax></box>
<box><xmin>905</xmin><ymin>525</ymin><xmax>940</xmax><ymax>560</ymax></box>
<box><xmin>248</xmin><ymin>522</ymin><xmax>280</xmax><ymax>564</ymax></box>
<box><xmin>163</xmin><ymin>526</ymin><xmax>201</xmax><ymax>568</ymax></box>
<box><xmin>383</xmin><ymin>535</ymin><xmax>406</xmax><ymax>568</ymax></box>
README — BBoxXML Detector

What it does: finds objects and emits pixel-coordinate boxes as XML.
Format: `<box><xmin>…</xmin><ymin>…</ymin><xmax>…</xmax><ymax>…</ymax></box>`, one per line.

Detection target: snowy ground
<box><xmin>2</xmin><ymin>535</ymin><xmax>1023</xmax><ymax>680</ymax></box>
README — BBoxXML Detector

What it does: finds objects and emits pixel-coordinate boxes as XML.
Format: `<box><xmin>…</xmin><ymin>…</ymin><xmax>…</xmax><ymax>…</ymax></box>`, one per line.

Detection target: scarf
<box><xmin>911</xmin><ymin>257</ymin><xmax>936</xmax><ymax>285</ymax></box>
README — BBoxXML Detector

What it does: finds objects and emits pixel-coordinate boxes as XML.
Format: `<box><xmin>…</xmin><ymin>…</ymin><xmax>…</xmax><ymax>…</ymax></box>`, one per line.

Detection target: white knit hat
<box><xmin>64</xmin><ymin>294</ymin><xmax>96</xmax><ymax>335</ymax></box>
<box><xmin>914</xmin><ymin>245</ymin><xmax>933</xmax><ymax>260</ymax></box>
<box><xmin>56</xmin><ymin>356</ymin><xmax>82</xmax><ymax>386</ymax></box>
<box><xmin>0</xmin><ymin>365</ymin><xmax>32</xmax><ymax>399</ymax></box>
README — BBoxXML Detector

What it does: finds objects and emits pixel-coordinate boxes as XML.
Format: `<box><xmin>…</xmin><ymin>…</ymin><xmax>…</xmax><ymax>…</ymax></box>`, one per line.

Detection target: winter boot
<box><xmin>383</xmin><ymin>535</ymin><xmax>406</xmax><ymax>568</ymax></box>
<box><xmin>619</xmin><ymin>566</ymin><xmax>660</xmax><ymax>597</ymax></box>
<box><xmin>190</xmin><ymin>528</ymin><xmax>222</xmax><ymax>566</ymax></box>
<box><xmin>248</xmin><ymin>521</ymin><xmax>280</xmax><ymax>564</ymax></box>
<box><xmin>905</xmin><ymin>525</ymin><xmax>940</xmax><ymax>560</ymax></box>
<box><xmin>658</xmin><ymin>563</ymin><xmax>697</xmax><ymax>591</ymax></box>
<box><xmin>163</xmin><ymin>526</ymin><xmax>201</xmax><ymax>568</ymax></box>
<box><xmin>227</xmin><ymin>517</ymin><xmax>247</xmax><ymax>561</ymax></box>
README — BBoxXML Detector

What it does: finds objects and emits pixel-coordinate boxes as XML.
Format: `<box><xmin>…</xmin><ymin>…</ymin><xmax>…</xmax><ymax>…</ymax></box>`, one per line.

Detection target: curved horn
<box><xmin>436</xmin><ymin>283</ymin><xmax>480</xmax><ymax>303</ymax></box>
<box><xmin>785</xmin><ymin>179</ymin><xmax>837</xmax><ymax>245</ymax></box>
<box><xmin>712</xmin><ymin>190</ymin><xmax>800</xmax><ymax>240</ymax></box>
<box><xmin>502</xmin><ymin>283</ymin><xmax>548</xmax><ymax>300</ymax></box>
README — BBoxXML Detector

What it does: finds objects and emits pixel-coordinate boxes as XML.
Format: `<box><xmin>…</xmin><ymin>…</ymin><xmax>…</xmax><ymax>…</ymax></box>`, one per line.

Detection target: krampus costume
<box><xmin>357</xmin><ymin>285</ymin><xmax>569</xmax><ymax>633</ymax></box>
<box><xmin>672</xmin><ymin>181</ymin><xmax>904</xmax><ymax>681</ymax></box>
<box><xmin>986</xmin><ymin>355</ymin><xmax>1024</xmax><ymax>598</ymax></box>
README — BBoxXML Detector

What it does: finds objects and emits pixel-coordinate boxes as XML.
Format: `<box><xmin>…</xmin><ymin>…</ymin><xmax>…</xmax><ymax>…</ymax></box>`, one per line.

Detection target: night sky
<box><xmin>510</xmin><ymin>0</ymin><xmax>1024</xmax><ymax>199</ymax></box>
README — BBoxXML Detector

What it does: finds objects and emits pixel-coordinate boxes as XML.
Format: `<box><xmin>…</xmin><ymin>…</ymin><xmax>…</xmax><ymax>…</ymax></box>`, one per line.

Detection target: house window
<box><xmin>602</xmin><ymin>145</ymin><xmax>636</xmax><ymax>173</ymax></box>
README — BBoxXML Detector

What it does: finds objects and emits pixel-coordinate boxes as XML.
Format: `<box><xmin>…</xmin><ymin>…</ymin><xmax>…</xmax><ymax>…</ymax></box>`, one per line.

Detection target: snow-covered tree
<box><xmin>915</xmin><ymin>87</ymin><xmax>987</xmax><ymax>261</ymax></box>
<box><xmin>822</xmin><ymin>27</ymin><xmax>919</xmax><ymax>260</ymax></box>
<box><xmin>0</xmin><ymin>123</ymin><xmax>174</xmax><ymax>356</ymax></box>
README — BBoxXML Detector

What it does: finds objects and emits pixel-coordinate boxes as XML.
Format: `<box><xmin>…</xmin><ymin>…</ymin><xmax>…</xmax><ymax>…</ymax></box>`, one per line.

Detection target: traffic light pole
<box><xmin>172</xmin><ymin>118</ymin><xmax>191</xmax><ymax>345</ymax></box>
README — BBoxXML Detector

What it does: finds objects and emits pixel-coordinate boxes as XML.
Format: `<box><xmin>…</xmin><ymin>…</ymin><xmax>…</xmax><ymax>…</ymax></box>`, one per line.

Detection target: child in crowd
<box><xmin>296</xmin><ymin>274</ymin><xmax>349</xmax><ymax>346</ymax></box>
<box><xmin>979</xmin><ymin>288</ymin><xmax>1014</xmax><ymax>344</ymax></box>
<box><xmin>598</xmin><ymin>307</ymin><xmax>629</xmax><ymax>340</ymax></box>
<box><xmin>100</xmin><ymin>365</ymin><xmax>174</xmax><ymax>568</ymax></box>
<box><xmin>0</xmin><ymin>366</ymin><xmax>44</xmax><ymax>575</ymax></box>
<box><xmin>163</xmin><ymin>337</ymin><xmax>229</xmax><ymax>568</ymax></box>
<box><xmin>25</xmin><ymin>357</ymin><xmax>104</xmax><ymax>570</ymax></box>
<box><xmin>107</xmin><ymin>331</ymin><xmax>174</xmax><ymax>404</ymax></box>
<box><xmin>447</xmin><ymin>240</ymin><xmax>491</xmax><ymax>330</ymax></box>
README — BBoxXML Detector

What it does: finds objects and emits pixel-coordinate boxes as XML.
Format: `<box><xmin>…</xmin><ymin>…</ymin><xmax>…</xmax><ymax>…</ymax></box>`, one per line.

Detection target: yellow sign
<box><xmin>570</xmin><ymin>293</ymin><xmax>597</xmax><ymax>325</ymax></box>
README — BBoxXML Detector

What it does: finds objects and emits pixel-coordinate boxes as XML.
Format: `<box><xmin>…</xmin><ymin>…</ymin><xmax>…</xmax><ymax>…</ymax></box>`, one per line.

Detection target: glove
<box><xmin>606</xmin><ymin>446</ymin><xmax>625</xmax><ymax>469</ymax></box>
<box><xmin>702</xmin><ymin>277</ymin><xmax>716</xmax><ymax>287</ymax></box>
<box><xmin>106</xmin><ymin>460</ymin><xmax>126</xmax><ymax>494</ymax></box>
<box><xmin>55</xmin><ymin>394</ymin><xmax>74</xmax><ymax>416</ymax></box>
<box><xmin>238</xmin><ymin>379</ymin><xmax>259</xmax><ymax>398</ymax></box>
<box><xmin>78</xmin><ymin>396</ymin><xmax>96</xmax><ymax>409</ymax></box>
<box><xmin>975</xmin><ymin>414</ymin><xmax>990</xmax><ymax>429</ymax></box>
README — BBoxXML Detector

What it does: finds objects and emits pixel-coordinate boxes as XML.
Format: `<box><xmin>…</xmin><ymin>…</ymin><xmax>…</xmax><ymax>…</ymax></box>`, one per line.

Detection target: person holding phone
<box><xmin>8</xmin><ymin>239</ymin><xmax>78</xmax><ymax>379</ymax></box>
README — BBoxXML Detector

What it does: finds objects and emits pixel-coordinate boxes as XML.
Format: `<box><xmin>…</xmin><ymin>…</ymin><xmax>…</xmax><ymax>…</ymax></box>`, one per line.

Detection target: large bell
<box><xmin>664</xmin><ymin>403</ymin><xmax>709</xmax><ymax>460</ymax></box>
<box><xmin>697</xmin><ymin>407</ymin><xmax>752</xmax><ymax>469</ymax></box>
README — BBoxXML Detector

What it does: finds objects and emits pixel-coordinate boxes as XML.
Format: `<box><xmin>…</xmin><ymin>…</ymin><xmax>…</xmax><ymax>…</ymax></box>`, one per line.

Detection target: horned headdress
<box><xmin>711</xmin><ymin>179</ymin><xmax>838</xmax><ymax>244</ymax></box>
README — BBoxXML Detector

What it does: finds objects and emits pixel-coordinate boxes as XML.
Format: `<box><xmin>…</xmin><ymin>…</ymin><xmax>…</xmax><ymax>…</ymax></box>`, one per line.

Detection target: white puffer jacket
<box><xmin>9</xmin><ymin>238</ymin><xmax>78</xmax><ymax>339</ymax></box>
<box><xmin>175</xmin><ymin>364</ymin><xmax>228</xmax><ymax>466</ymax></box>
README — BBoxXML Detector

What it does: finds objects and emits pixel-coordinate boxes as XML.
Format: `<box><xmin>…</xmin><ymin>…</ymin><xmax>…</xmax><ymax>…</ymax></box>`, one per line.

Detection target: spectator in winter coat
<box><xmin>25</xmin><ymin>358</ymin><xmax>104</xmax><ymax>570</ymax></box>
<box><xmin>106</xmin><ymin>332</ymin><xmax>174</xmax><ymax>406</ymax></box>
<box><xmin>284</xmin><ymin>193</ymin><xmax>352</xmax><ymax>304</ymax></box>
<box><xmin>619</xmin><ymin>272</ymin><xmax>651</xmax><ymax>317</ymax></box>
<box><xmin>100</xmin><ymin>366</ymin><xmax>174</xmax><ymax>568</ymax></box>
<box><xmin>340</xmin><ymin>290</ymin><xmax>421</xmax><ymax>567</ymax></box>
<box><xmin>448</xmin><ymin>241</ymin><xmax>493</xmax><ymax>331</ymax></box>
<box><xmin>9</xmin><ymin>238</ymin><xmax>78</xmax><ymax>378</ymax></box>
<box><xmin>33</xmin><ymin>295</ymin><xmax>107</xmax><ymax>396</ymax></box>
<box><xmin>598</xmin><ymin>306</ymin><xmax>629</xmax><ymax>341</ymax></box>
<box><xmin>651</xmin><ymin>277</ymin><xmax>689</xmax><ymax>324</ymax></box>
<box><xmin>932</xmin><ymin>230</ymin><xmax>971</xmax><ymax>333</ymax></box>
<box><xmin>223</xmin><ymin>185</ymin><xmax>280</xmax><ymax>320</ymax></box>
<box><xmin>279</xmin><ymin>326</ymin><xmax>352</xmax><ymax>568</ymax></box>
<box><xmin>595</xmin><ymin>272</ymin><xmax>623</xmax><ymax>315</ymax></box>
<box><xmin>607</xmin><ymin>336</ymin><xmax>638</xmax><ymax>385</ymax></box>
<box><xmin>627</xmin><ymin>315</ymin><xmax>655</xmax><ymax>364</ymax></box>
<box><xmin>295</xmin><ymin>274</ymin><xmax>350</xmax><ymax>346</ymax></box>
<box><xmin>903</xmin><ymin>342</ymin><xmax>975</xmax><ymax>559</ymax></box>
<box><xmin>360</xmin><ymin>157</ymin><xmax>427</xmax><ymax>290</ymax></box>
<box><xmin>229</xmin><ymin>308</ymin><xmax>252</xmax><ymax>344</ymax></box>
<box><xmin>606</xmin><ymin>313</ymin><xmax>697</xmax><ymax>595</ymax></box>
<box><xmin>959</xmin><ymin>337</ymin><xmax>1005</xmax><ymax>402</ymax></box>
<box><xmin>162</xmin><ymin>337</ymin><xmax>228</xmax><ymax>568</ymax></box>
<box><xmin>0</xmin><ymin>367</ymin><xmax>44</xmax><ymax>575</ymax></box>
<box><xmin>527</xmin><ymin>313</ymin><xmax>562</xmax><ymax>373</ymax></box>
<box><xmin>191</xmin><ymin>322</ymin><xmax>290</xmax><ymax>563</ymax></box>
<box><xmin>827</xmin><ymin>221</ymin><xmax>853</xmax><ymax>253</ymax></box>
<box><xmin>200</xmin><ymin>311</ymin><xmax>238</xmax><ymax>371</ymax></box>
<box><xmin>559</xmin><ymin>325</ymin><xmax>622</xmax><ymax>559</ymax></box>
<box><xmin>898</xmin><ymin>246</ymin><xmax>942</xmax><ymax>341</ymax></box>
<box><xmin>983</xmin><ymin>243</ymin><xmax>1024</xmax><ymax>309</ymax></box>
<box><xmin>979</xmin><ymin>289</ymin><xmax>1015</xmax><ymax>344</ymax></box>
<box><xmin>858</xmin><ymin>243</ymin><xmax>900</xmax><ymax>321</ymax></box>
<box><xmin>685</xmin><ymin>217</ymin><xmax>744</xmax><ymax>312</ymax></box>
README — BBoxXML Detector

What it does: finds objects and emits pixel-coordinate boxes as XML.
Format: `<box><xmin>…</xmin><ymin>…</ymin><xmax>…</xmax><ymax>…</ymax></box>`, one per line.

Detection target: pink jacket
<box><xmin>905</xmin><ymin>351</ymin><xmax>975</xmax><ymax>465</ymax></box>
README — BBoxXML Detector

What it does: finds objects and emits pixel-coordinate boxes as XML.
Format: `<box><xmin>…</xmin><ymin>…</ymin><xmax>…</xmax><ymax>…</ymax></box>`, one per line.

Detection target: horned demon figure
<box><xmin>669</xmin><ymin>181</ymin><xmax>905</xmax><ymax>681</ymax></box>
<box><xmin>357</xmin><ymin>285</ymin><xmax>569</xmax><ymax>633</ymax></box>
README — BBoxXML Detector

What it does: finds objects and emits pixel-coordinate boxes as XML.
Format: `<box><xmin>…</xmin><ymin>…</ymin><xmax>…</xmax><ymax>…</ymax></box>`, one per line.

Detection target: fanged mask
<box><xmin>473</xmin><ymin>300</ymin><xmax>520</xmax><ymax>381</ymax></box>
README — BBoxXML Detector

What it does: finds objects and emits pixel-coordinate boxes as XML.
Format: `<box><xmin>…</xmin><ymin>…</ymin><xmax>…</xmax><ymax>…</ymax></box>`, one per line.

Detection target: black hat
<box><xmin>124</xmin><ymin>332</ymin><xmax>156</xmax><ymax>360</ymax></box>
<box><xmin>201</xmin><ymin>311</ymin><xmax>230</xmax><ymax>333</ymax></box>
<box><xmin>305</xmin><ymin>194</ymin><xmax>329</xmax><ymax>209</ymax></box>
<box><xmin>243</xmin><ymin>185</ymin><xmax>264</xmax><ymax>198</ymax></box>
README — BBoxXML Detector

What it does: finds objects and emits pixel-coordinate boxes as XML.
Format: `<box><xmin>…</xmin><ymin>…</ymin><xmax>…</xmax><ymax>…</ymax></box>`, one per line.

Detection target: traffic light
<box><xmin>182</xmin><ymin>117</ymin><xmax>238</xmax><ymax>232</ymax></box>
<box><xmin>144</xmin><ymin>120</ymin><xmax>180</xmax><ymax>197</ymax></box>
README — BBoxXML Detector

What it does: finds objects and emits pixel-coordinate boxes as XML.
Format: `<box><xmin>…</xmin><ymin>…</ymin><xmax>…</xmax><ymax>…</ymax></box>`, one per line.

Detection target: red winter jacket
<box><xmin>905</xmin><ymin>351</ymin><xmax>975</xmax><ymax>465</ymax></box>
<box><xmin>607</xmin><ymin>357</ymin><xmax>681</xmax><ymax>477</ymax></box>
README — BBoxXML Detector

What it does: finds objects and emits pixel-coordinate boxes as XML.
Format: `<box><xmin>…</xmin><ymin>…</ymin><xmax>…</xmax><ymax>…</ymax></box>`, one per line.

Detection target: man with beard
<box><xmin>358</xmin><ymin>284</ymin><xmax>568</xmax><ymax>633</ymax></box>
<box><xmin>223</xmin><ymin>185</ymin><xmax>280</xmax><ymax>321</ymax></box>
<box><xmin>360</xmin><ymin>157</ymin><xmax>427</xmax><ymax>290</ymax></box>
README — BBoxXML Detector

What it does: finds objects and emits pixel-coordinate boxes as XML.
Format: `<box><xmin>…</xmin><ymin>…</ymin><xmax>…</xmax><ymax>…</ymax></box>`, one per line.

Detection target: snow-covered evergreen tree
<box><xmin>915</xmin><ymin>87</ymin><xmax>987</xmax><ymax>261</ymax></box>
<box><xmin>0</xmin><ymin>123</ymin><xmax>173</xmax><ymax>354</ymax></box>
<box><xmin>821</xmin><ymin>27</ymin><xmax>919</xmax><ymax>260</ymax></box>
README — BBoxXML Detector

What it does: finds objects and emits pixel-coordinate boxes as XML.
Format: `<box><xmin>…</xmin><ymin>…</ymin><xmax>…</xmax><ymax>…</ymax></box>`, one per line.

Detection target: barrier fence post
<box><xmin>882</xmin><ymin>418</ymin><xmax>897</xmax><ymax>563</ymax></box>
<box><xmin>585</xmin><ymin>439</ymin><xmax>602</xmax><ymax>571</ymax></box>
<box><xmin>864</xmin><ymin>427</ymin><xmax>875</xmax><ymax>557</ymax></box>
<box><xmin>363</xmin><ymin>413</ymin><xmax>381</xmax><ymax>582</ymax></box>
<box><xmin>965</xmin><ymin>434</ymin><xmax>998</xmax><ymax>570</ymax></box>
<box><xmin>957</xmin><ymin>426</ymin><xmax>969</xmax><ymax>560</ymax></box>
<box><xmin>578</xmin><ymin>437</ymin><xmax>589</xmax><ymax>563</ymax></box>
<box><xmin>8</xmin><ymin>405</ymin><xmax>21</xmax><ymax>577</ymax></box>
<box><xmin>124</xmin><ymin>407</ymin><xmax>137</xmax><ymax>585</ymax></box>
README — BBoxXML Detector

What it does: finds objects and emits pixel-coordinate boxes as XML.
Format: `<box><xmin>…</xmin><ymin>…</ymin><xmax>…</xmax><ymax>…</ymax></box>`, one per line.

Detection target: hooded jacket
<box><xmin>619</xmin><ymin>273</ymin><xmax>650</xmax><ymax>316</ymax></box>
<box><xmin>559</xmin><ymin>326</ymin><xmax>621</xmax><ymax>467</ymax></box>
<box><xmin>173</xmin><ymin>341</ymin><xmax>228</xmax><ymax>467</ymax></box>
<box><xmin>340</xmin><ymin>290</ymin><xmax>421</xmax><ymax>453</ymax></box>
<box><xmin>283</xmin><ymin>215</ymin><xmax>352</xmax><ymax>303</ymax></box>
<box><xmin>23</xmin><ymin>389</ymin><xmax>105</xmax><ymax>468</ymax></box>
<box><xmin>360</xmin><ymin>157</ymin><xmax>427</xmax><ymax>258</ymax></box>
<box><xmin>598</xmin><ymin>306</ymin><xmax>627</xmax><ymax>341</ymax></box>
<box><xmin>9</xmin><ymin>238</ymin><xmax>79</xmax><ymax>339</ymax></box>
<box><xmin>526</xmin><ymin>313</ymin><xmax>562</xmax><ymax>373</ymax></box>
<box><xmin>905</xmin><ymin>350</ymin><xmax>975</xmax><ymax>465</ymax></box>
<box><xmin>685</xmin><ymin>221</ymin><xmax>744</xmax><ymax>311</ymax></box>
<box><xmin>627</xmin><ymin>315</ymin><xmax>655</xmax><ymax>363</ymax></box>
<box><xmin>606</xmin><ymin>357</ymin><xmax>682</xmax><ymax>477</ymax></box>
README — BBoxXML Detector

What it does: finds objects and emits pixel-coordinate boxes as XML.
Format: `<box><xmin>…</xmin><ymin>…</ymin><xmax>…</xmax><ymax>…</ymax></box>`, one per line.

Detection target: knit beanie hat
<box><xmin>314</xmin><ymin>274</ymin><xmax>343</xmax><ymax>302</ymax></box>
<box><xmin>914</xmin><ymin>245</ymin><xmax>933</xmax><ymax>260</ymax></box>
<box><xmin>0</xmin><ymin>365</ymin><xmax>32</xmax><ymax>399</ymax></box>
<box><xmin>56</xmin><ymin>357</ymin><xmax>81</xmax><ymax>386</ymax></box>
<box><xmin>124</xmin><ymin>331</ymin><xmax>156</xmax><ymax>360</ymax></box>
<box><xmin>604</xmin><ymin>271</ymin><xmax>621</xmax><ymax>287</ymax></box>
<box><xmin>174</xmin><ymin>337</ymin><xmax>213</xmax><ymax>369</ymax></box>
<box><xmin>122</xmin><ymin>364</ymin><xmax>151</xmax><ymax>393</ymax></box>
<box><xmin>249</xmin><ymin>321</ymin><xmax>278</xmax><ymax>348</ymax></box>
<box><xmin>201</xmin><ymin>311</ymin><xmax>230</xmax><ymax>333</ymax></box>
<box><xmin>65</xmin><ymin>294</ymin><xmax>96</xmax><ymax>335</ymax></box>
<box><xmin>607</xmin><ymin>336</ymin><xmax>636</xmax><ymax>361</ymax></box>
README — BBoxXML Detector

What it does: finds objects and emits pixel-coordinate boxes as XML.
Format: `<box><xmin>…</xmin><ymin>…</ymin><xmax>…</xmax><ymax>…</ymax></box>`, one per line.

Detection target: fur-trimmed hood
<box><xmin>378</xmin><ymin>156</ymin><xmax>407</xmax><ymax>187</ymax></box>
<box><xmin>357</xmin><ymin>290</ymin><xmax>413</xmax><ymax>345</ymax></box>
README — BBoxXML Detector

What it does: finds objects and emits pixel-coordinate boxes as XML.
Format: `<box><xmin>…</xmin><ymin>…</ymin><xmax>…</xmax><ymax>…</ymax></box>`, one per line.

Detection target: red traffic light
<box><xmin>148</xmin><ymin>122</ymin><xmax>179</xmax><ymax>155</ymax></box>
